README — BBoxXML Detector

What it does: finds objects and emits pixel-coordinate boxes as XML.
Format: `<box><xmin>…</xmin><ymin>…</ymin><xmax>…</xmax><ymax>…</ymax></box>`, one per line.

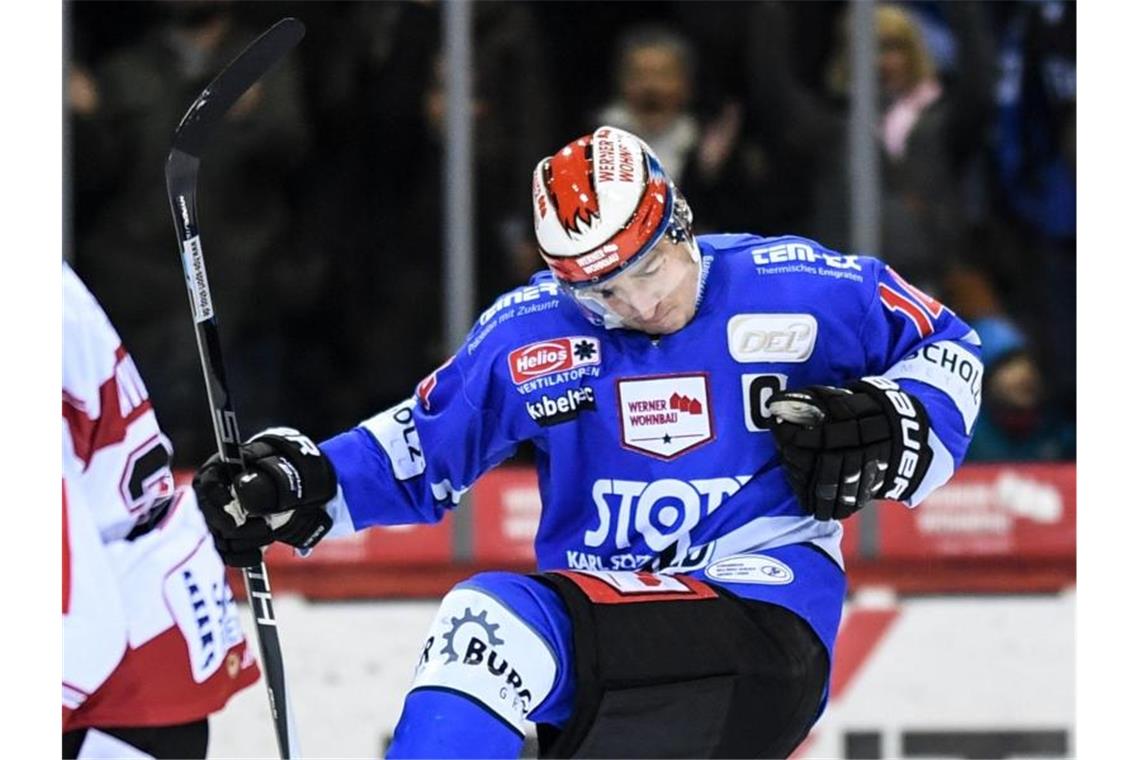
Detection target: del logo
<box><xmin>508</xmin><ymin>336</ymin><xmax>600</xmax><ymax>385</ymax></box>
<box><xmin>617</xmin><ymin>374</ymin><xmax>714</xmax><ymax>459</ymax></box>
<box><xmin>727</xmin><ymin>314</ymin><xmax>817</xmax><ymax>363</ymax></box>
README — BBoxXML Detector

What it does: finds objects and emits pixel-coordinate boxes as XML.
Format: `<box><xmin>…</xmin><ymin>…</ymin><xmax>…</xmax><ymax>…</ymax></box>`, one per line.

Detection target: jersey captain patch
<box><xmin>617</xmin><ymin>373</ymin><xmax>714</xmax><ymax>460</ymax></box>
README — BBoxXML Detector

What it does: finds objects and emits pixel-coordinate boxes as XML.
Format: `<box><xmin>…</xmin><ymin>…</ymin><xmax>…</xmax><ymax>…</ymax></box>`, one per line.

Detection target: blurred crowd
<box><xmin>65</xmin><ymin>0</ymin><xmax>1075</xmax><ymax>468</ymax></box>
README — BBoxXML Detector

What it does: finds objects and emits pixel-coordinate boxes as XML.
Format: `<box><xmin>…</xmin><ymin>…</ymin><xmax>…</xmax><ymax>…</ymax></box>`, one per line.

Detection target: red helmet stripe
<box><xmin>544</xmin><ymin>136</ymin><xmax>600</xmax><ymax>235</ymax></box>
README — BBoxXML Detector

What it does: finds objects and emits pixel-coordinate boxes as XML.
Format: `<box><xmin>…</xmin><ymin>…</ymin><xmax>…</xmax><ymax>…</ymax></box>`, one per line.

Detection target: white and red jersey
<box><xmin>62</xmin><ymin>263</ymin><xmax>258</xmax><ymax>731</ymax></box>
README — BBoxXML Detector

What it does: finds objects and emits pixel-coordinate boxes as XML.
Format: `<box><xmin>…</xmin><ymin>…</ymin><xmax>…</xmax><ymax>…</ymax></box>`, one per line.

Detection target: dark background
<box><xmin>65</xmin><ymin>1</ymin><xmax>1075</xmax><ymax>467</ymax></box>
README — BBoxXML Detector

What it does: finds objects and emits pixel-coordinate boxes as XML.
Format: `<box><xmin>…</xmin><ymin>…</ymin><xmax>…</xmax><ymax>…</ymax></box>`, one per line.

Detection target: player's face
<box><xmin>576</xmin><ymin>237</ymin><xmax>700</xmax><ymax>334</ymax></box>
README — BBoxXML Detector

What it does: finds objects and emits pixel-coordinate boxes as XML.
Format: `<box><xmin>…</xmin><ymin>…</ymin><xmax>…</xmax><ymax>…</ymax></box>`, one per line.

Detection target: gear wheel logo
<box><xmin>441</xmin><ymin>607</ymin><xmax>504</xmax><ymax>664</ymax></box>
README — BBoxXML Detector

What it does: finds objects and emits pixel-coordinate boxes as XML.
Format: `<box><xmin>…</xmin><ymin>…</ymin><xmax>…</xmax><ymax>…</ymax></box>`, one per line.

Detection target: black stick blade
<box><xmin>170</xmin><ymin>17</ymin><xmax>305</xmax><ymax>158</ymax></box>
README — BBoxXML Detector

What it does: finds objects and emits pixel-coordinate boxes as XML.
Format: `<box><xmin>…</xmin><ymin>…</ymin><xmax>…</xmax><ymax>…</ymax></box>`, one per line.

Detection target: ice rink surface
<box><xmin>209</xmin><ymin>592</ymin><xmax>1074</xmax><ymax>759</ymax></box>
<box><xmin>210</xmin><ymin>597</ymin><xmax>439</xmax><ymax>759</ymax></box>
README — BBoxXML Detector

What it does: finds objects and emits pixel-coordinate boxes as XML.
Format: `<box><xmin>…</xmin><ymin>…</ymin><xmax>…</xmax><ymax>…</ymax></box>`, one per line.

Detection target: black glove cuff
<box><xmin>849</xmin><ymin>377</ymin><xmax>933</xmax><ymax>502</ymax></box>
<box><xmin>273</xmin><ymin>509</ymin><xmax>334</xmax><ymax>551</ymax></box>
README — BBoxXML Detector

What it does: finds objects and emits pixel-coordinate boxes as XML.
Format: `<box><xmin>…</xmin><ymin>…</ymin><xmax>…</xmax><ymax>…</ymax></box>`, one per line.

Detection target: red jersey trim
<box><xmin>63</xmin><ymin>346</ymin><xmax>153</xmax><ymax>469</ymax></box>
<box><xmin>552</xmin><ymin>569</ymin><xmax>718</xmax><ymax>604</ymax></box>
<box><xmin>62</xmin><ymin>628</ymin><xmax>259</xmax><ymax>731</ymax></box>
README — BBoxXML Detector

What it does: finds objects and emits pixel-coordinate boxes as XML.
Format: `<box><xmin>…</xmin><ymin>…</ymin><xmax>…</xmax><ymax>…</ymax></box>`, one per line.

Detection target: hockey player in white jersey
<box><xmin>194</xmin><ymin>126</ymin><xmax>982</xmax><ymax>757</ymax></box>
<box><xmin>63</xmin><ymin>263</ymin><xmax>259</xmax><ymax>758</ymax></box>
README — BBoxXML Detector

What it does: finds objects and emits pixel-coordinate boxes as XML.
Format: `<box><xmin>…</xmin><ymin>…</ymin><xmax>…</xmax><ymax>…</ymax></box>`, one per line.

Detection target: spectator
<box><xmin>288</xmin><ymin>1</ymin><xmax>553</xmax><ymax>428</ymax></box>
<box><xmin>595</xmin><ymin>25</ymin><xmax>700</xmax><ymax>183</ymax></box>
<box><xmin>744</xmin><ymin>1</ymin><xmax>996</xmax><ymax>295</ymax></box>
<box><xmin>70</xmin><ymin>1</ymin><xmax>310</xmax><ymax>466</ymax></box>
<box><xmin>989</xmin><ymin>0</ymin><xmax>1076</xmax><ymax>423</ymax></box>
<box><xmin>595</xmin><ymin>21</ymin><xmax>808</xmax><ymax>237</ymax></box>
<box><xmin>966</xmin><ymin>315</ymin><xmax>1075</xmax><ymax>462</ymax></box>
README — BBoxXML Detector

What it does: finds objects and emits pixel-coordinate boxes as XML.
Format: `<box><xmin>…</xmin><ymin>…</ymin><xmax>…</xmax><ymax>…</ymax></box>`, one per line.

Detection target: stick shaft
<box><xmin>164</xmin><ymin>19</ymin><xmax>306</xmax><ymax>759</ymax></box>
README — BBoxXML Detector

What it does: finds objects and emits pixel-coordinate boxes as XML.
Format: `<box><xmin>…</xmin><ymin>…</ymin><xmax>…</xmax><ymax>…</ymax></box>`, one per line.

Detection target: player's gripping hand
<box><xmin>768</xmin><ymin>377</ymin><xmax>933</xmax><ymax>521</ymax></box>
<box><xmin>193</xmin><ymin>427</ymin><xmax>336</xmax><ymax>567</ymax></box>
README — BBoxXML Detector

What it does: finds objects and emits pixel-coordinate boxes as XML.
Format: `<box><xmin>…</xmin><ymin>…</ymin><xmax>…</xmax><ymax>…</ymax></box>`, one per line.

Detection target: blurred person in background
<box><xmin>966</xmin><ymin>315</ymin><xmax>1074</xmax><ymax>463</ymax></box>
<box><xmin>63</xmin><ymin>262</ymin><xmax>259</xmax><ymax>759</ymax></box>
<box><xmin>594</xmin><ymin>20</ymin><xmax>808</xmax><ymax>237</ymax></box>
<box><xmin>943</xmin><ymin>263</ymin><xmax>1074</xmax><ymax>463</ymax></box>
<box><xmin>988</xmin><ymin>0</ymin><xmax>1076</xmax><ymax>428</ymax></box>
<box><xmin>68</xmin><ymin>1</ymin><xmax>311</xmax><ymax>467</ymax></box>
<box><xmin>744</xmin><ymin>1</ymin><xmax>996</xmax><ymax>296</ymax></box>
<box><xmin>596</xmin><ymin>25</ymin><xmax>699</xmax><ymax>184</ymax></box>
<box><xmin>279</xmin><ymin>1</ymin><xmax>552</xmax><ymax>432</ymax></box>
<box><xmin>190</xmin><ymin>126</ymin><xmax>980</xmax><ymax>758</ymax></box>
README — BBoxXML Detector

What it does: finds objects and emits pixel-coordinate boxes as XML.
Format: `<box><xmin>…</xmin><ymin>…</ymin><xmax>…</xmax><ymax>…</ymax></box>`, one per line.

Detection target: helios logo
<box><xmin>508</xmin><ymin>336</ymin><xmax>600</xmax><ymax>384</ymax></box>
<box><xmin>526</xmin><ymin>387</ymin><xmax>596</xmax><ymax>427</ymax></box>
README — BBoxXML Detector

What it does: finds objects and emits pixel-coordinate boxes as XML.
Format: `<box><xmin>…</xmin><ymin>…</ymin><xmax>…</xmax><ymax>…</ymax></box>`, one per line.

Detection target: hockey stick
<box><xmin>164</xmin><ymin>18</ymin><xmax>306</xmax><ymax>760</ymax></box>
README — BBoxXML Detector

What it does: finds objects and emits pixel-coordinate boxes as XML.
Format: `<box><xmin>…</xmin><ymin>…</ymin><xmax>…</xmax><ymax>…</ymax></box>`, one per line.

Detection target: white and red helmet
<box><xmin>532</xmin><ymin>126</ymin><xmax>692</xmax><ymax>288</ymax></box>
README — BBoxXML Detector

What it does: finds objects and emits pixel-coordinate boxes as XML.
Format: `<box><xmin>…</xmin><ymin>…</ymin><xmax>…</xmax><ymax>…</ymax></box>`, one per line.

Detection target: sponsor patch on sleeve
<box><xmin>885</xmin><ymin>341</ymin><xmax>983</xmax><ymax>432</ymax></box>
<box><xmin>360</xmin><ymin>398</ymin><xmax>425</xmax><ymax>480</ymax></box>
<box><xmin>412</xmin><ymin>588</ymin><xmax>557</xmax><ymax>732</ymax></box>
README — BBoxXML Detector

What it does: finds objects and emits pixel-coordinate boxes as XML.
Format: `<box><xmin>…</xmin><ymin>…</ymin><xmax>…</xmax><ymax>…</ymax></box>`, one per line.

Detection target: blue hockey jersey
<box><xmin>320</xmin><ymin>234</ymin><xmax>982</xmax><ymax>650</ymax></box>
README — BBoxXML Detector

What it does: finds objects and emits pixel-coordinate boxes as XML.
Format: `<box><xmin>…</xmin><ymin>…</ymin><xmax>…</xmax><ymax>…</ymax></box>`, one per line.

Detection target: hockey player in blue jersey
<box><xmin>194</xmin><ymin>126</ymin><xmax>982</xmax><ymax>758</ymax></box>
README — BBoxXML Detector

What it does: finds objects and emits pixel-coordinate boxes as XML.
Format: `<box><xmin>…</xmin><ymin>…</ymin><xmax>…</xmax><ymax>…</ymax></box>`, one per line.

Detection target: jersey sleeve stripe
<box><xmin>878</xmin><ymin>283</ymin><xmax>934</xmax><ymax>337</ymax></box>
<box><xmin>62</xmin><ymin>357</ymin><xmax>154</xmax><ymax>468</ymax></box>
<box><xmin>885</xmin><ymin>265</ymin><xmax>945</xmax><ymax>318</ymax></box>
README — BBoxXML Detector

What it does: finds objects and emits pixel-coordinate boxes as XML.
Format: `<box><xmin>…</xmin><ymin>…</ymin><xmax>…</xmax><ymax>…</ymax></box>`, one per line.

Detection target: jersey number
<box><xmin>120</xmin><ymin>436</ymin><xmax>176</xmax><ymax>516</ymax></box>
<box><xmin>742</xmin><ymin>374</ymin><xmax>787</xmax><ymax>432</ymax></box>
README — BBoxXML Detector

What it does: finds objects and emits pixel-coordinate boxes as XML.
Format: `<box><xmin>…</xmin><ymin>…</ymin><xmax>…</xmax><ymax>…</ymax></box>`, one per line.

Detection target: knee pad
<box><xmin>410</xmin><ymin>575</ymin><xmax>560</xmax><ymax>734</ymax></box>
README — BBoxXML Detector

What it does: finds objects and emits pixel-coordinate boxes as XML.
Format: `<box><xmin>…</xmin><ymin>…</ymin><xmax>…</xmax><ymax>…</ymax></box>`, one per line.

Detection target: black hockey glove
<box><xmin>193</xmin><ymin>427</ymin><xmax>336</xmax><ymax>568</ymax></box>
<box><xmin>769</xmin><ymin>377</ymin><xmax>933</xmax><ymax>521</ymax></box>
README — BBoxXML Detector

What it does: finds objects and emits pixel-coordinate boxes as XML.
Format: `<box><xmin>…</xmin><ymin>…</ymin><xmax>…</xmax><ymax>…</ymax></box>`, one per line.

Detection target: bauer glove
<box><xmin>193</xmin><ymin>427</ymin><xmax>336</xmax><ymax>567</ymax></box>
<box><xmin>769</xmin><ymin>377</ymin><xmax>933</xmax><ymax>521</ymax></box>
